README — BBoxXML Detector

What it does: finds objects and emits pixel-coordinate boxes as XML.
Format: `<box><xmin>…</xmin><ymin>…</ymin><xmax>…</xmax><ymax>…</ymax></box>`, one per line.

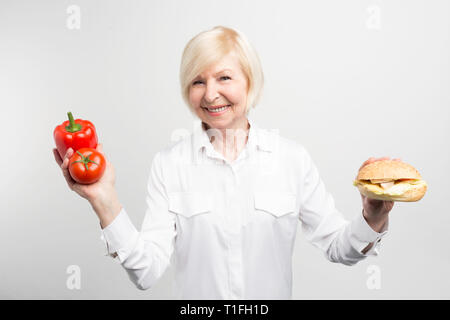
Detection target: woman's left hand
<box><xmin>358</xmin><ymin>156</ymin><xmax>401</xmax><ymax>232</ymax></box>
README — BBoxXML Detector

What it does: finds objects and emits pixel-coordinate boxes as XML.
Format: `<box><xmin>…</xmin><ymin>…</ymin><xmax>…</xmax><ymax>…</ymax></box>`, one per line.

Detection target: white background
<box><xmin>0</xmin><ymin>0</ymin><xmax>448</xmax><ymax>299</ymax></box>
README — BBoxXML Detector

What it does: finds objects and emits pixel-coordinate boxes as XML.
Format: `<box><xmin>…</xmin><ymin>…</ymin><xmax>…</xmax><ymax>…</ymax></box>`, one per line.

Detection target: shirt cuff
<box><xmin>348</xmin><ymin>209</ymin><xmax>389</xmax><ymax>256</ymax></box>
<box><xmin>99</xmin><ymin>207</ymin><xmax>139</xmax><ymax>262</ymax></box>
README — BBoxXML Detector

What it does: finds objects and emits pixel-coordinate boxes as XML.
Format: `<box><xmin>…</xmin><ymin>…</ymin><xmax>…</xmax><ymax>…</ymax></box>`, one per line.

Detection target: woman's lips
<box><xmin>203</xmin><ymin>105</ymin><xmax>231</xmax><ymax>116</ymax></box>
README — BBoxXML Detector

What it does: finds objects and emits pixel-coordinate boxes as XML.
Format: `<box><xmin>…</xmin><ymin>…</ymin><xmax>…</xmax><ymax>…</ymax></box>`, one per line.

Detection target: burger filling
<box><xmin>378</xmin><ymin>181</ymin><xmax>395</xmax><ymax>190</ymax></box>
<box><xmin>353</xmin><ymin>179</ymin><xmax>426</xmax><ymax>195</ymax></box>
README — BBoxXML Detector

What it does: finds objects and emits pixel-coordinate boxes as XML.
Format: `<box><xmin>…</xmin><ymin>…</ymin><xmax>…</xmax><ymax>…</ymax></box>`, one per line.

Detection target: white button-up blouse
<box><xmin>100</xmin><ymin>117</ymin><xmax>388</xmax><ymax>299</ymax></box>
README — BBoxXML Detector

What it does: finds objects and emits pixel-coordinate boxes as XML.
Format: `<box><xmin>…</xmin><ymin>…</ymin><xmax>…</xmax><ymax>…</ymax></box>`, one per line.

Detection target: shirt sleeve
<box><xmin>298</xmin><ymin>148</ymin><xmax>388</xmax><ymax>265</ymax></box>
<box><xmin>99</xmin><ymin>151</ymin><xmax>177</xmax><ymax>289</ymax></box>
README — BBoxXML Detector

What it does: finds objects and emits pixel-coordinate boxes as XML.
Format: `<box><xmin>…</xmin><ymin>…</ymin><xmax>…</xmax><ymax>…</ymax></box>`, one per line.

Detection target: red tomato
<box><xmin>68</xmin><ymin>147</ymin><xmax>106</xmax><ymax>184</ymax></box>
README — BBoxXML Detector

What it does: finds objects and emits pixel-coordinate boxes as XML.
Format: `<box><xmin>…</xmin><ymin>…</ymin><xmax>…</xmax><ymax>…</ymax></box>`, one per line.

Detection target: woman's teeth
<box><xmin>207</xmin><ymin>105</ymin><xmax>230</xmax><ymax>112</ymax></box>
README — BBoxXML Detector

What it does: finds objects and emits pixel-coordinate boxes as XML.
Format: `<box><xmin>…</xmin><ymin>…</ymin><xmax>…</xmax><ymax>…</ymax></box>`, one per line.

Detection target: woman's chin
<box><xmin>202</xmin><ymin>118</ymin><xmax>229</xmax><ymax>130</ymax></box>
<box><xmin>200</xmin><ymin>113</ymin><xmax>231</xmax><ymax>127</ymax></box>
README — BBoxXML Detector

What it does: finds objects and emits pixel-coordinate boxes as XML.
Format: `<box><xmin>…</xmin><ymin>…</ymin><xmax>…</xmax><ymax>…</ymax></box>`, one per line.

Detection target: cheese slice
<box><xmin>380</xmin><ymin>181</ymin><xmax>395</xmax><ymax>190</ymax></box>
<box><xmin>370</xmin><ymin>179</ymin><xmax>394</xmax><ymax>184</ymax></box>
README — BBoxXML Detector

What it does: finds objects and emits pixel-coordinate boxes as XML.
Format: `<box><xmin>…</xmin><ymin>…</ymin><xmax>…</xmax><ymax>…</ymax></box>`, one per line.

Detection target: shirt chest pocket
<box><xmin>168</xmin><ymin>192</ymin><xmax>214</xmax><ymax>235</ymax></box>
<box><xmin>253</xmin><ymin>191</ymin><xmax>299</xmax><ymax>241</ymax></box>
<box><xmin>254</xmin><ymin>192</ymin><xmax>297</xmax><ymax>218</ymax></box>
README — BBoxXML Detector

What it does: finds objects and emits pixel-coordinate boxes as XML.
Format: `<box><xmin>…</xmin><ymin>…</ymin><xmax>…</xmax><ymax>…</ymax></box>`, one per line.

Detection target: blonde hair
<box><xmin>179</xmin><ymin>26</ymin><xmax>264</xmax><ymax>115</ymax></box>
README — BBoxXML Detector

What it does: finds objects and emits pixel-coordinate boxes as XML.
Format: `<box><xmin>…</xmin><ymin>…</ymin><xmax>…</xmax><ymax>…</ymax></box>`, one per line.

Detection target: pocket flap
<box><xmin>168</xmin><ymin>192</ymin><xmax>212</xmax><ymax>217</ymax></box>
<box><xmin>254</xmin><ymin>192</ymin><xmax>297</xmax><ymax>217</ymax></box>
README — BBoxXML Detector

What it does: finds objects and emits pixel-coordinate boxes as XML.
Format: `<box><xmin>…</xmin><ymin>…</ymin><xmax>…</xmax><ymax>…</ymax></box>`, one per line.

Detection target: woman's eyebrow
<box><xmin>214</xmin><ymin>69</ymin><xmax>233</xmax><ymax>75</ymax></box>
<box><xmin>194</xmin><ymin>69</ymin><xmax>233</xmax><ymax>80</ymax></box>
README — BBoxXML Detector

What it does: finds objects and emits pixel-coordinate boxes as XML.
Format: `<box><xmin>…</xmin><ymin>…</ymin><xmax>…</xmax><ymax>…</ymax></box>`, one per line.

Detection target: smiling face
<box><xmin>189</xmin><ymin>53</ymin><xmax>249</xmax><ymax>130</ymax></box>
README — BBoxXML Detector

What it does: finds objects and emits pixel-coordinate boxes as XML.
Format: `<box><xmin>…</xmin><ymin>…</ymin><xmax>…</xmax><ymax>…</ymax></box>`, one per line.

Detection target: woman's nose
<box><xmin>204</xmin><ymin>82</ymin><xmax>220</xmax><ymax>103</ymax></box>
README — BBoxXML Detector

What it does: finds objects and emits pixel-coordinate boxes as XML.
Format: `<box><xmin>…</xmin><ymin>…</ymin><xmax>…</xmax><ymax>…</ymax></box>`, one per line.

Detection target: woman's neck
<box><xmin>202</xmin><ymin>118</ymin><xmax>250</xmax><ymax>161</ymax></box>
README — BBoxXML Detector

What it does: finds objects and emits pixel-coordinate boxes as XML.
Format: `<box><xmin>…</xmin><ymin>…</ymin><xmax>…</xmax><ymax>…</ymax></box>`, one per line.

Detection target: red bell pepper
<box><xmin>54</xmin><ymin>111</ymin><xmax>98</xmax><ymax>158</ymax></box>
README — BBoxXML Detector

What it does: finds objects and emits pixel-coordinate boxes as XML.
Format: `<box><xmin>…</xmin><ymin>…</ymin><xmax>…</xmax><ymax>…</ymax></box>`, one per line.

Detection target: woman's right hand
<box><xmin>52</xmin><ymin>143</ymin><xmax>116</xmax><ymax>203</ymax></box>
<box><xmin>53</xmin><ymin>143</ymin><xmax>122</xmax><ymax>228</ymax></box>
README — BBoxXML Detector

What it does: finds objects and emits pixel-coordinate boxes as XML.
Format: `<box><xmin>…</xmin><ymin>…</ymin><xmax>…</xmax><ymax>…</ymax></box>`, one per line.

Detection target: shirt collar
<box><xmin>191</xmin><ymin>117</ymin><xmax>273</xmax><ymax>163</ymax></box>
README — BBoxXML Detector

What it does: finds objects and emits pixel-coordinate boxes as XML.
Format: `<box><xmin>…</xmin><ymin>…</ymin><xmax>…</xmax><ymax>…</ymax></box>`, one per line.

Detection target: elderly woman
<box><xmin>53</xmin><ymin>26</ymin><xmax>394</xmax><ymax>299</ymax></box>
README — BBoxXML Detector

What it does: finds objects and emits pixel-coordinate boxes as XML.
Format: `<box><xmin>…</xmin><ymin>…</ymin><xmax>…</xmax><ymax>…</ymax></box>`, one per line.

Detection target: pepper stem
<box><xmin>65</xmin><ymin>111</ymin><xmax>82</xmax><ymax>133</ymax></box>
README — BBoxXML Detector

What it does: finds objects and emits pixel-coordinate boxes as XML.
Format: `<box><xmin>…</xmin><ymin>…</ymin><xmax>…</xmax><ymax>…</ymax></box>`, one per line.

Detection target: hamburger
<box><xmin>353</xmin><ymin>160</ymin><xmax>427</xmax><ymax>202</ymax></box>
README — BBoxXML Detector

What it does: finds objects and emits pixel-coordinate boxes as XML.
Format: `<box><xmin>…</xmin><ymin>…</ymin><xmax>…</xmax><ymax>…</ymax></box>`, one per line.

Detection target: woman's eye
<box><xmin>192</xmin><ymin>80</ymin><xmax>204</xmax><ymax>85</ymax></box>
<box><xmin>220</xmin><ymin>76</ymin><xmax>231</xmax><ymax>81</ymax></box>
